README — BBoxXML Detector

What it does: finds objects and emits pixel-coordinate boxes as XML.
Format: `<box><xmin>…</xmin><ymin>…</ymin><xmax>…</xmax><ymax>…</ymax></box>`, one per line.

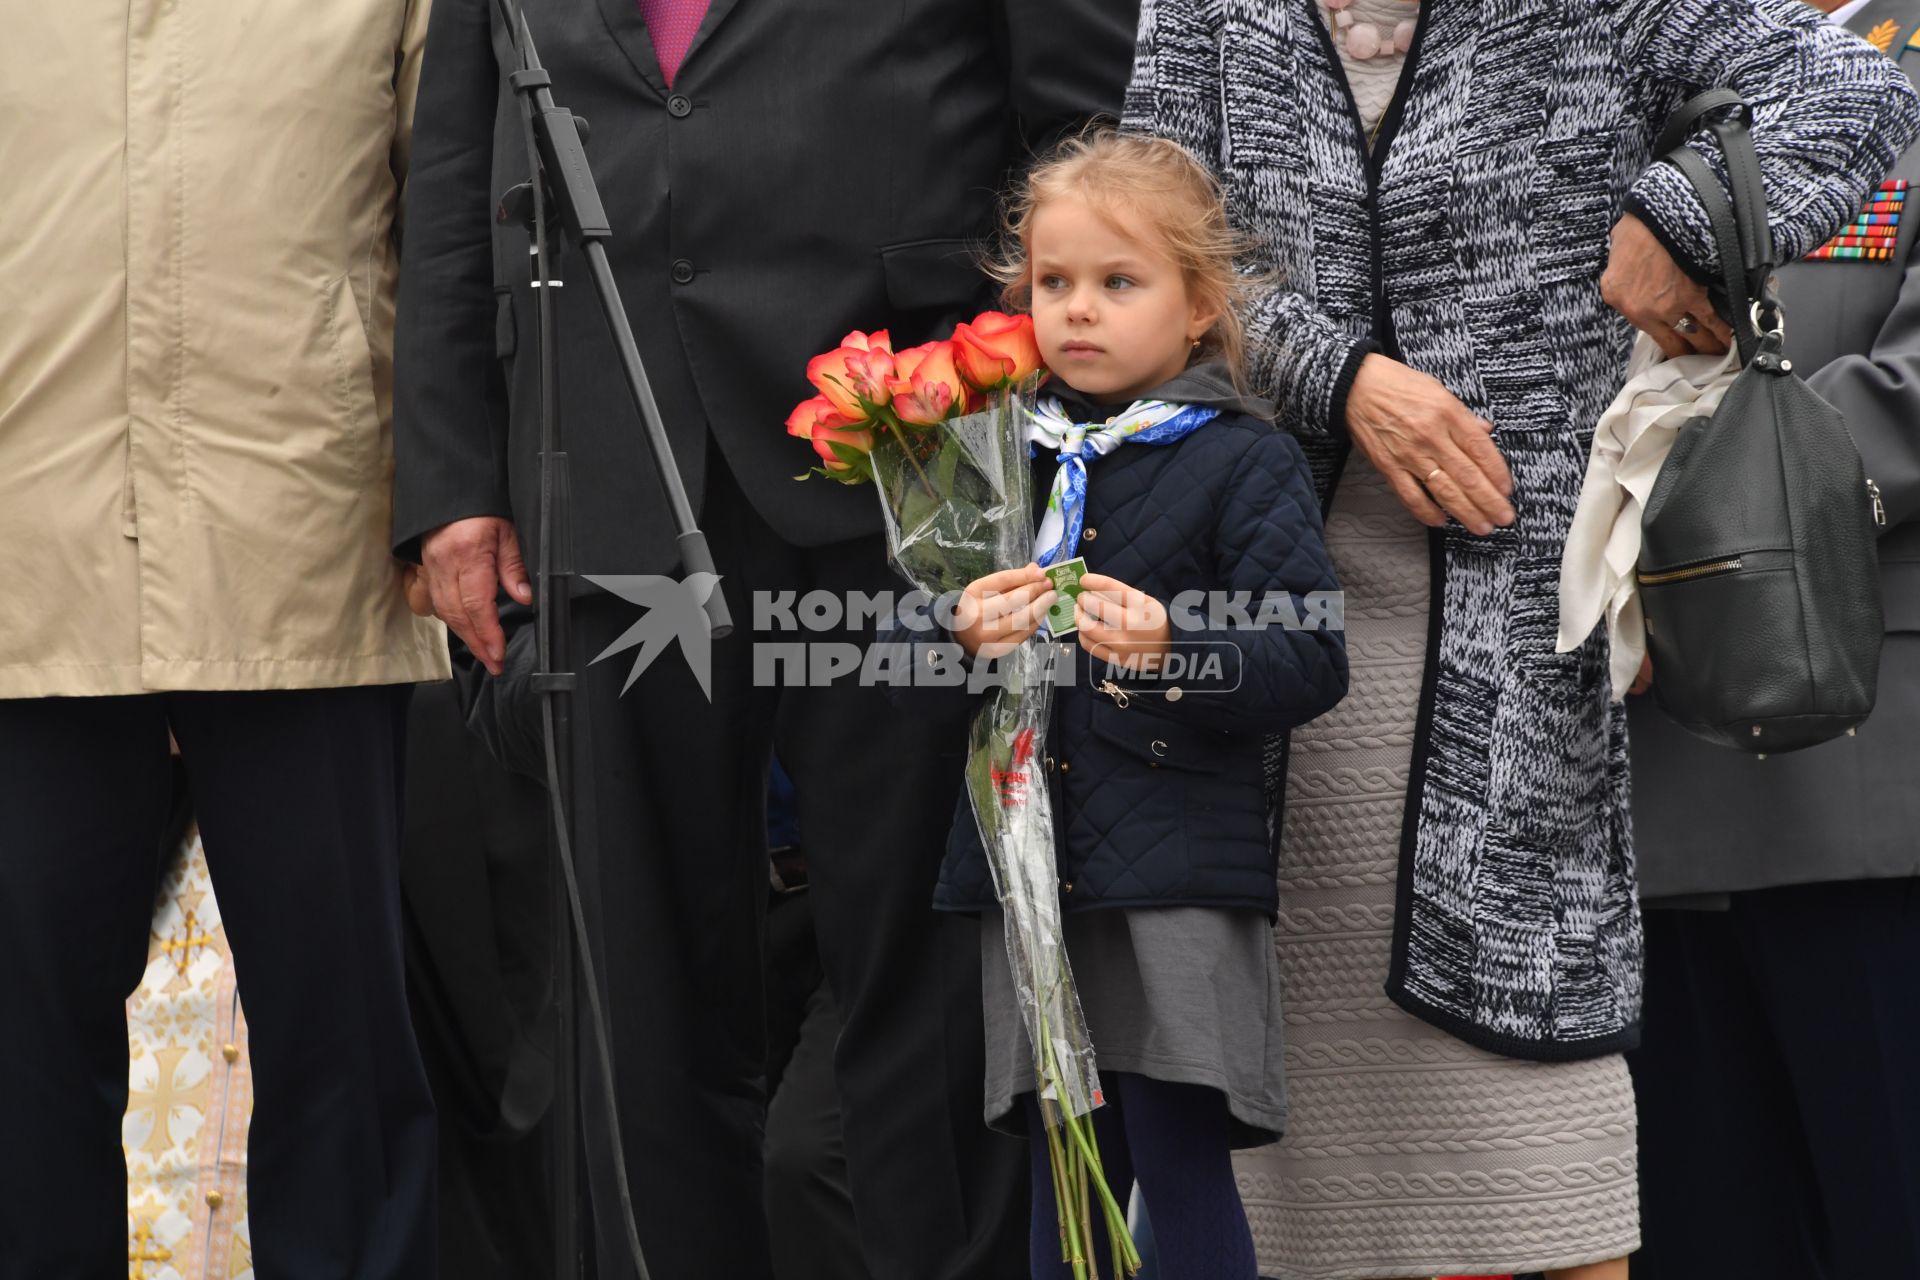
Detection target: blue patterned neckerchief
<box><xmin>1027</xmin><ymin>396</ymin><xmax>1220</xmax><ymax>567</ymax></box>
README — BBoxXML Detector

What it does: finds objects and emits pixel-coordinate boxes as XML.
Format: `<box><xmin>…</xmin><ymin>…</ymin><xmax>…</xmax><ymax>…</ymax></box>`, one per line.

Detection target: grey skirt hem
<box><xmin>986</xmin><ymin>1053</ymin><xmax>1288</xmax><ymax>1149</ymax></box>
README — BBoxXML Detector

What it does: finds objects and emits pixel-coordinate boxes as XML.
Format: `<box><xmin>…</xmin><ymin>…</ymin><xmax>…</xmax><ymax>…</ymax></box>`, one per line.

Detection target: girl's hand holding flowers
<box><xmin>954</xmin><ymin>564</ymin><xmax>1056</xmax><ymax>660</ymax></box>
<box><xmin>1076</xmin><ymin>573</ymin><xmax>1171</xmax><ymax>675</ymax></box>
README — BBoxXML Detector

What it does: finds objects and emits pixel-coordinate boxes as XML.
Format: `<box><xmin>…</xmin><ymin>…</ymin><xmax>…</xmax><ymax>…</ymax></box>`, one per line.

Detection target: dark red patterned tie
<box><xmin>638</xmin><ymin>0</ymin><xmax>711</xmax><ymax>87</ymax></box>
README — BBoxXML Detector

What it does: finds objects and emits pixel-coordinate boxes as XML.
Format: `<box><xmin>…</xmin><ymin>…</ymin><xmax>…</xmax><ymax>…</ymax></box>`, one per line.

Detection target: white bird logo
<box><xmin>581</xmin><ymin>572</ymin><xmax>725</xmax><ymax>700</ymax></box>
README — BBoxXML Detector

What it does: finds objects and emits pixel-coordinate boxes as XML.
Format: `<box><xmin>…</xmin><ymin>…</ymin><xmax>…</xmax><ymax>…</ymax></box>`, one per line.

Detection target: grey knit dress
<box><xmin>1235</xmin><ymin>457</ymin><xmax>1640</xmax><ymax>1279</ymax></box>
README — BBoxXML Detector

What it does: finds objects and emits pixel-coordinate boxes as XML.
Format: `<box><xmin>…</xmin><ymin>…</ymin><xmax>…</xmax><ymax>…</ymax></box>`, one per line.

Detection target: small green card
<box><xmin>1043</xmin><ymin>557</ymin><xmax>1087</xmax><ymax>637</ymax></box>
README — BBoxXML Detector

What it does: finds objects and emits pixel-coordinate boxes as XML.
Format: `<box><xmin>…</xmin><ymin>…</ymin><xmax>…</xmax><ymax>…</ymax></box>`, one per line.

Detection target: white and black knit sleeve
<box><xmin>1122</xmin><ymin>0</ymin><xmax>1373</xmax><ymax>437</ymax></box>
<box><xmin>1615</xmin><ymin>0</ymin><xmax>1920</xmax><ymax>278</ymax></box>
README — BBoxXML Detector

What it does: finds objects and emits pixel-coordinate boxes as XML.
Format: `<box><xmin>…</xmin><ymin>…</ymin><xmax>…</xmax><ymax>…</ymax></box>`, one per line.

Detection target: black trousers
<box><xmin>568</xmin><ymin>455</ymin><xmax>1026</xmax><ymax>1280</ymax></box>
<box><xmin>0</xmin><ymin>686</ymin><xmax>437</xmax><ymax>1280</ymax></box>
<box><xmin>1628</xmin><ymin>878</ymin><xmax>1920</xmax><ymax>1279</ymax></box>
<box><xmin>765</xmin><ymin>887</ymin><xmax>871</xmax><ymax>1280</ymax></box>
<box><xmin>402</xmin><ymin>677</ymin><xmax>555</xmax><ymax>1278</ymax></box>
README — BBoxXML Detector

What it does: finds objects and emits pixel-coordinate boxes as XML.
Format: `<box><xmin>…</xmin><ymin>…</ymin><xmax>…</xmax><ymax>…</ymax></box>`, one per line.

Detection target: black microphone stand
<box><xmin>492</xmin><ymin>5</ymin><xmax>734</xmax><ymax>1276</ymax></box>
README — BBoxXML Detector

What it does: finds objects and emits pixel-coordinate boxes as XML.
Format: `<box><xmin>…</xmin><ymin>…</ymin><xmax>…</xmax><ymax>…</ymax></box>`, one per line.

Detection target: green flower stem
<box><xmin>1041</xmin><ymin>1088</ymin><xmax>1074</xmax><ymax>1262</ymax></box>
<box><xmin>1034</xmin><ymin>982</ymin><xmax>1142</xmax><ymax>1276</ymax></box>
<box><xmin>879</xmin><ymin>414</ymin><xmax>938</xmax><ymax>503</ymax></box>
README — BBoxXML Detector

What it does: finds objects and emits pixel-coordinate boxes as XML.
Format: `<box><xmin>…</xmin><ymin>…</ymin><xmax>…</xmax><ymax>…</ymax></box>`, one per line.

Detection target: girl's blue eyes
<box><xmin>1038</xmin><ymin>275</ymin><xmax>1137</xmax><ymax>291</ymax></box>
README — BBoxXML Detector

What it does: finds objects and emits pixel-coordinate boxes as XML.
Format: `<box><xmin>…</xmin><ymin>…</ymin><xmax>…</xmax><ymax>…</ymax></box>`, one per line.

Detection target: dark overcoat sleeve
<box><xmin>391</xmin><ymin>0</ymin><xmax>513</xmax><ymax>562</ymax></box>
<box><xmin>1807</xmin><ymin>217</ymin><xmax>1920</xmax><ymax>533</ymax></box>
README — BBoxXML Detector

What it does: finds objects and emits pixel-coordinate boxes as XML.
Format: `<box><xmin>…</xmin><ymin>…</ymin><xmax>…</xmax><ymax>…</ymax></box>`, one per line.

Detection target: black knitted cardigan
<box><xmin>1124</xmin><ymin>0</ymin><xmax>1920</xmax><ymax>1059</ymax></box>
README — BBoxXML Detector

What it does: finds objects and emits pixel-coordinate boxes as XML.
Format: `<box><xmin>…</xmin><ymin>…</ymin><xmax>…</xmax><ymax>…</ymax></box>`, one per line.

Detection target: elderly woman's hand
<box><xmin>1347</xmin><ymin>354</ymin><xmax>1516</xmax><ymax>536</ymax></box>
<box><xmin>1601</xmin><ymin>214</ymin><xmax>1734</xmax><ymax>359</ymax></box>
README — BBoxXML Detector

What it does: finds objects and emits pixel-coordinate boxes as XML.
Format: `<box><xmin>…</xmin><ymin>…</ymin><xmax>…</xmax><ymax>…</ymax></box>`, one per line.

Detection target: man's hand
<box><xmin>1076</xmin><ymin>574</ymin><xmax>1171</xmax><ymax>675</ymax></box>
<box><xmin>1347</xmin><ymin>354</ymin><xmax>1516</xmax><ymax>536</ymax></box>
<box><xmin>953</xmin><ymin>564</ymin><xmax>1056</xmax><ymax>660</ymax></box>
<box><xmin>1601</xmin><ymin>213</ymin><xmax>1734</xmax><ymax>359</ymax></box>
<box><xmin>419</xmin><ymin>516</ymin><xmax>534</xmax><ymax>674</ymax></box>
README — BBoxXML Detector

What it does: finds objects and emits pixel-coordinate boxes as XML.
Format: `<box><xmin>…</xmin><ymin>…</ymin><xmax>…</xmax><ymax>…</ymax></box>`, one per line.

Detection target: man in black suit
<box><xmin>391</xmin><ymin>3</ymin><xmax>1137</xmax><ymax>1276</ymax></box>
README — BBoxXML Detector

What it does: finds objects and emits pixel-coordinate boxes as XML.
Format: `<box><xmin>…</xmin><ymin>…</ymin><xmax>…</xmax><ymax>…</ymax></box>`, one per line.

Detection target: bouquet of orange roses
<box><xmin>789</xmin><ymin>314</ymin><xmax>1141</xmax><ymax>1278</ymax></box>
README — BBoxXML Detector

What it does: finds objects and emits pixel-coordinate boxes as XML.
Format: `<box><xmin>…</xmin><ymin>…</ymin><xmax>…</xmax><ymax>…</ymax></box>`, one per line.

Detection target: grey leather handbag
<box><xmin>1638</xmin><ymin>90</ymin><xmax>1885</xmax><ymax>754</ymax></box>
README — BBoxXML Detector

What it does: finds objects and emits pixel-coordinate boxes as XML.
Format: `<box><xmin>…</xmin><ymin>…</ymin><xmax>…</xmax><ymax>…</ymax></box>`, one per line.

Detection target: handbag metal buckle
<box><xmin>1749</xmin><ymin>299</ymin><xmax>1785</xmax><ymax>341</ymax></box>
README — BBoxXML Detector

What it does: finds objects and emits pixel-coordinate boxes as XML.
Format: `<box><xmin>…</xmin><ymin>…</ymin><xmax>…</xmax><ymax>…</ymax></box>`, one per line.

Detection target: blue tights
<box><xmin>1023</xmin><ymin>1073</ymin><xmax>1257</xmax><ymax>1280</ymax></box>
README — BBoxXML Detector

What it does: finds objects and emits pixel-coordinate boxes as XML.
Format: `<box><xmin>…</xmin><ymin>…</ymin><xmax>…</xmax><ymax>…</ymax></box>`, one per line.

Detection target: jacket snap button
<box><xmin>671</xmin><ymin>258</ymin><xmax>696</xmax><ymax>285</ymax></box>
<box><xmin>1059</xmin><ymin>760</ymin><xmax>1071</xmax><ymax>773</ymax></box>
<box><xmin>1165</xmin><ymin>686</ymin><xmax>1183</xmax><ymax>702</ymax></box>
<box><xmin>1082</xmin><ymin>526</ymin><xmax>1097</xmax><ymax>541</ymax></box>
<box><xmin>1062</xmin><ymin>881</ymin><xmax>1073</xmax><ymax>893</ymax></box>
<box><xmin>1150</xmin><ymin>740</ymin><xmax>1168</xmax><ymax>757</ymax></box>
<box><xmin>667</xmin><ymin>94</ymin><xmax>693</xmax><ymax>118</ymax></box>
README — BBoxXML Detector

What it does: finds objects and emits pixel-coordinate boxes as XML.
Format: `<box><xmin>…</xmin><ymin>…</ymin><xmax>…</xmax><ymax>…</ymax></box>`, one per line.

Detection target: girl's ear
<box><xmin>1187</xmin><ymin>293</ymin><xmax>1223</xmax><ymax>347</ymax></box>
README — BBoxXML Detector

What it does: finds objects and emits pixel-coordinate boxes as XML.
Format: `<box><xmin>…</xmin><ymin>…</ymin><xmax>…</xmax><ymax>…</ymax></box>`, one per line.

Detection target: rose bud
<box><xmin>811</xmin><ymin>424</ymin><xmax>876</xmax><ymax>471</ymax></box>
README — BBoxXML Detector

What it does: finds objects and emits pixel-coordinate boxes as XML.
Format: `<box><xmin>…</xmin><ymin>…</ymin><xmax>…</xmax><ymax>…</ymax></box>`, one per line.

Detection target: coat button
<box><xmin>1059</xmin><ymin>760</ymin><xmax>1071</xmax><ymax>773</ymax></box>
<box><xmin>1082</xmin><ymin>526</ymin><xmax>1098</xmax><ymax>541</ymax></box>
<box><xmin>1165</xmin><ymin>686</ymin><xmax>1183</xmax><ymax>702</ymax></box>
<box><xmin>667</xmin><ymin>94</ymin><xmax>692</xmax><ymax>118</ymax></box>
<box><xmin>1062</xmin><ymin>881</ymin><xmax>1074</xmax><ymax>893</ymax></box>
<box><xmin>671</xmin><ymin>259</ymin><xmax>696</xmax><ymax>285</ymax></box>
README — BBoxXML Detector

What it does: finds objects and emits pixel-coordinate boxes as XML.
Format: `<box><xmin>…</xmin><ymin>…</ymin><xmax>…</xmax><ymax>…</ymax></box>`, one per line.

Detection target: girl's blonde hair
<box><xmin>989</xmin><ymin>128</ymin><xmax>1260</xmax><ymax>387</ymax></box>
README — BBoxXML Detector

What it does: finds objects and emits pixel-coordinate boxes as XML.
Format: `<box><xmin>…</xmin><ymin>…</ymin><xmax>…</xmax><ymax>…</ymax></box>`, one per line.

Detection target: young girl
<box><xmin>928</xmin><ymin>131</ymin><xmax>1349</xmax><ymax>1278</ymax></box>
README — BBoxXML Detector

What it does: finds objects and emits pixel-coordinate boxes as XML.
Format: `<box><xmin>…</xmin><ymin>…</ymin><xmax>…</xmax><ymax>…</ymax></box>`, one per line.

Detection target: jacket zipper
<box><xmin>1869</xmin><ymin>478</ymin><xmax>1887</xmax><ymax>527</ymax></box>
<box><xmin>1637</xmin><ymin>557</ymin><xmax>1745</xmax><ymax>586</ymax></box>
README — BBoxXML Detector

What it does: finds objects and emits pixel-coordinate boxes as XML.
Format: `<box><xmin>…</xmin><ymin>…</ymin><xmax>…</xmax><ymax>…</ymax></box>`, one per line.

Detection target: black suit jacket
<box><xmin>392</xmin><ymin>0</ymin><xmax>1137</xmax><ymax>571</ymax></box>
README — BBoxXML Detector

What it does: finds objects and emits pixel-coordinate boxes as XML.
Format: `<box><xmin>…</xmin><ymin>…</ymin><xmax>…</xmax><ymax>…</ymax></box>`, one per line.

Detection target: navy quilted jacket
<box><xmin>882</xmin><ymin>365</ymin><xmax>1348</xmax><ymax>916</ymax></box>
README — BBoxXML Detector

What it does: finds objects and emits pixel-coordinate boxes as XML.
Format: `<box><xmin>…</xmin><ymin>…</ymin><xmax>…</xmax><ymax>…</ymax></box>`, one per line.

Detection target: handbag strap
<box><xmin>1658</xmin><ymin>91</ymin><xmax>1782</xmax><ymax>362</ymax></box>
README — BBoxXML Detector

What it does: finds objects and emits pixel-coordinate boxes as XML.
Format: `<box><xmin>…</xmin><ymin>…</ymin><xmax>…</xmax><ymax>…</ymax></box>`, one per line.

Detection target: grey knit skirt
<box><xmin>1235</xmin><ymin>457</ymin><xmax>1640</xmax><ymax>1279</ymax></box>
<box><xmin>981</xmin><ymin>905</ymin><xmax>1289</xmax><ymax>1148</ymax></box>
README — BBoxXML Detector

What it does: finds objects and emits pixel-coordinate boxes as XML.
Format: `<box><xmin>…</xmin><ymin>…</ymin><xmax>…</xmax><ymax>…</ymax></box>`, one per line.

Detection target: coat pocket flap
<box><xmin>879</xmin><ymin>237</ymin><xmax>985</xmax><ymax>315</ymax></box>
<box><xmin>1087</xmin><ymin>698</ymin><xmax>1236</xmax><ymax>773</ymax></box>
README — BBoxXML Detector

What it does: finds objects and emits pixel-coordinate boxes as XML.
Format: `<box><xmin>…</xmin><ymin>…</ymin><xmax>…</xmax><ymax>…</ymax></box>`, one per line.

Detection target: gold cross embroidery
<box><xmin>129</xmin><ymin>1218</ymin><xmax>173</xmax><ymax>1279</ymax></box>
<box><xmin>127</xmin><ymin>1045</ymin><xmax>199</xmax><ymax>1158</ymax></box>
<box><xmin>159</xmin><ymin>907</ymin><xmax>216</xmax><ymax>977</ymax></box>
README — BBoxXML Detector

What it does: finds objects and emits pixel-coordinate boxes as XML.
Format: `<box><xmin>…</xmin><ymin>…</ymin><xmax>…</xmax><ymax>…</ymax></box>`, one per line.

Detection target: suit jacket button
<box><xmin>667</xmin><ymin>94</ymin><xmax>693</xmax><ymax>118</ymax></box>
<box><xmin>671</xmin><ymin>259</ymin><xmax>696</xmax><ymax>285</ymax></box>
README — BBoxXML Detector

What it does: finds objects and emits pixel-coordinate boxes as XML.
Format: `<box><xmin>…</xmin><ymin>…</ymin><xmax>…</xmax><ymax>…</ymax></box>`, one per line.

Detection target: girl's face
<box><xmin>1028</xmin><ymin>195</ymin><xmax>1219</xmax><ymax>403</ymax></box>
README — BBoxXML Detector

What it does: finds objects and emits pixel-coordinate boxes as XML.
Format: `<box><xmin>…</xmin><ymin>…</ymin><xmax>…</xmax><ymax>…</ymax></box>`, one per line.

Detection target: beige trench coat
<box><xmin>0</xmin><ymin>0</ymin><xmax>448</xmax><ymax>697</ymax></box>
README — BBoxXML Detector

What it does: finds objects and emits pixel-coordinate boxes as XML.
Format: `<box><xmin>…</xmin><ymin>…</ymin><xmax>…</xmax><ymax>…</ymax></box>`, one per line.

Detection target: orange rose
<box><xmin>805</xmin><ymin>349</ymin><xmax>867</xmax><ymax>419</ymax></box>
<box><xmin>805</xmin><ymin>330</ymin><xmax>895</xmax><ymax>416</ymax></box>
<box><xmin>953</xmin><ymin>312</ymin><xmax>1044</xmax><ymax>390</ymax></box>
<box><xmin>786</xmin><ymin>395</ymin><xmax>844</xmax><ymax>438</ymax></box>
<box><xmin>787</xmin><ymin>395</ymin><xmax>875</xmax><ymax>474</ymax></box>
<box><xmin>887</xmin><ymin>341</ymin><xmax>968</xmax><ymax>425</ymax></box>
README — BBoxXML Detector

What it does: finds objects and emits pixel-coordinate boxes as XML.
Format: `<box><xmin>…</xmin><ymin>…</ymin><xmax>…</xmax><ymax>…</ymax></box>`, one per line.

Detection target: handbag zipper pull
<box><xmin>1869</xmin><ymin>478</ymin><xmax>1887</xmax><ymax>528</ymax></box>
